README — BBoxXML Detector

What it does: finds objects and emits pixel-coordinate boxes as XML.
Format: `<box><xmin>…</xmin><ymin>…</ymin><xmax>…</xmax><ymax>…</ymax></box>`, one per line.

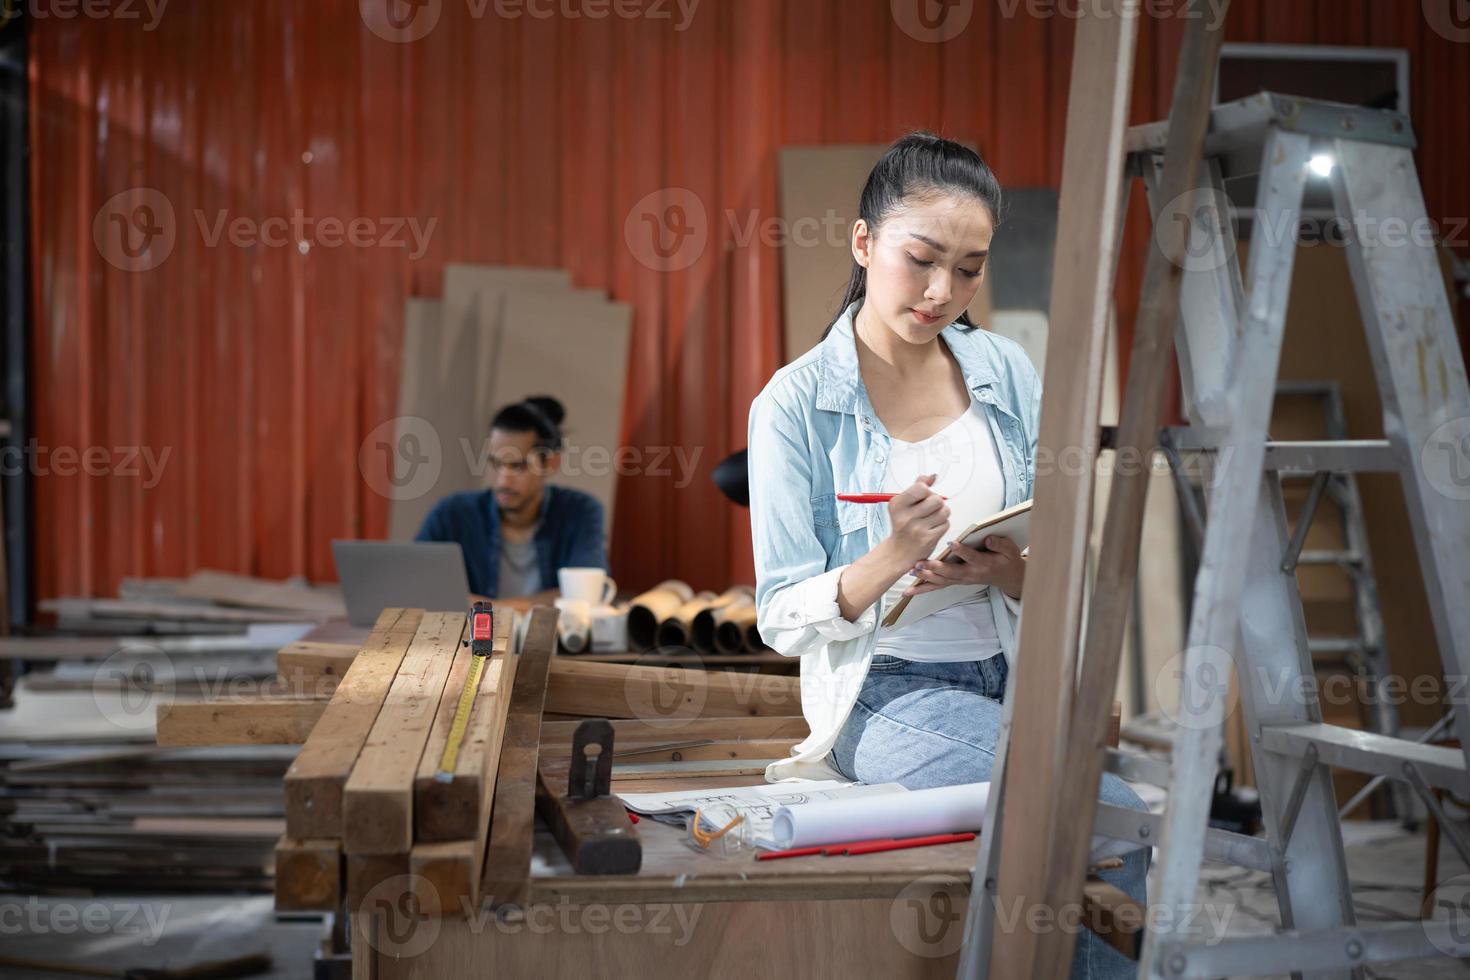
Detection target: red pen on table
<box><xmin>756</xmin><ymin>831</ymin><xmax>976</xmax><ymax>860</ymax></box>
<box><xmin>837</xmin><ymin>492</ymin><xmax>948</xmax><ymax>504</ymax></box>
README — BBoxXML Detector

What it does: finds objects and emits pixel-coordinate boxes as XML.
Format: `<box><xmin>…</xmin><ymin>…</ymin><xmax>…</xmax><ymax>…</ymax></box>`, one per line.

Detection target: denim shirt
<box><xmin>748</xmin><ymin>301</ymin><xmax>1041</xmax><ymax>781</ymax></box>
<box><xmin>415</xmin><ymin>484</ymin><xmax>607</xmax><ymax>598</ymax></box>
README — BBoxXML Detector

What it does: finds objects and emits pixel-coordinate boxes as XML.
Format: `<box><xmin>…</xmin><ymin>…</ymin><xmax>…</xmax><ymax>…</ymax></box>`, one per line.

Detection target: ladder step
<box><xmin>1262</xmin><ymin>440</ymin><xmax>1397</xmax><ymax>474</ymax></box>
<box><xmin>1155</xmin><ymin>920</ymin><xmax>1470</xmax><ymax>978</ymax></box>
<box><xmin>1260</xmin><ymin>723</ymin><xmax>1468</xmax><ymax>794</ymax></box>
<box><xmin>1295</xmin><ymin>549</ymin><xmax>1362</xmax><ymax>566</ymax></box>
<box><xmin>1307</xmin><ymin>637</ymin><xmax>1367</xmax><ymax>655</ymax></box>
<box><xmin>1161</xmin><ymin>429</ymin><xmax>1398</xmax><ymax>474</ymax></box>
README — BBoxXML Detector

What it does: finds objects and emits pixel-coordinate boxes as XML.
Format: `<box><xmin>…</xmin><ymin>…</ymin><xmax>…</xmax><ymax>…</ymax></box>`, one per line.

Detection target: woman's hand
<box><xmin>886</xmin><ymin>475</ymin><xmax>950</xmax><ymax>566</ymax></box>
<box><xmin>903</xmin><ymin>534</ymin><xmax>1025</xmax><ymax>600</ymax></box>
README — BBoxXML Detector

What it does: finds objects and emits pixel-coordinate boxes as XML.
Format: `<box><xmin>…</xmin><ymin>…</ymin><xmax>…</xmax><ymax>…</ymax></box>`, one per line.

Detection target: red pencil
<box><xmin>755</xmin><ymin>845</ymin><xmax>825</xmax><ymax>861</ymax></box>
<box><xmin>842</xmin><ymin>831</ymin><xmax>976</xmax><ymax>855</ymax></box>
<box><xmin>837</xmin><ymin>493</ymin><xmax>948</xmax><ymax>504</ymax></box>
<box><xmin>757</xmin><ymin>832</ymin><xmax>976</xmax><ymax>860</ymax></box>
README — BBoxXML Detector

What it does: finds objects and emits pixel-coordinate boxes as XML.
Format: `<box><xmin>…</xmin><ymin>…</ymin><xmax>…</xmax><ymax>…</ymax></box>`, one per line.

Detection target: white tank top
<box><xmin>874</xmin><ymin>400</ymin><xmax>1006</xmax><ymax>663</ymax></box>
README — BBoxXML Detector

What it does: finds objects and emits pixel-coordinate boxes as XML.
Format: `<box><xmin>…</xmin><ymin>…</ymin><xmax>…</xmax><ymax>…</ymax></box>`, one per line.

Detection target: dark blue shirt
<box><xmin>414</xmin><ymin>485</ymin><xmax>607</xmax><ymax>598</ymax></box>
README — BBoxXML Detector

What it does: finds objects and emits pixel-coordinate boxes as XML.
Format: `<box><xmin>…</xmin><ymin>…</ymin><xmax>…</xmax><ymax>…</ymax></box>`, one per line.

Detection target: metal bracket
<box><xmin>1277</xmin><ymin>743</ymin><xmax>1319</xmax><ymax>851</ymax></box>
<box><xmin>1280</xmin><ymin>471</ymin><xmax>1330</xmax><ymax>573</ymax></box>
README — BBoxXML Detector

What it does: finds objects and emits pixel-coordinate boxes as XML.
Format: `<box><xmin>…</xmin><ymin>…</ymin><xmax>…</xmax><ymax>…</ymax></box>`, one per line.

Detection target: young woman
<box><xmin>748</xmin><ymin>132</ymin><xmax>1148</xmax><ymax>978</ymax></box>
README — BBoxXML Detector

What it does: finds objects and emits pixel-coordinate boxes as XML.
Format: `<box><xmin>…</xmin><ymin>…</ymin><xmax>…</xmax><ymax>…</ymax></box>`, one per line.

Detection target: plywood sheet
<box><xmin>490</xmin><ymin>293</ymin><xmax>632</xmax><ymax>533</ymax></box>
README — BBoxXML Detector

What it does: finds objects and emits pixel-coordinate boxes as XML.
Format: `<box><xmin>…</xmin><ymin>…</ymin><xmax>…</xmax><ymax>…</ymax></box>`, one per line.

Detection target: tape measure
<box><xmin>434</xmin><ymin>601</ymin><xmax>496</xmax><ymax>783</ymax></box>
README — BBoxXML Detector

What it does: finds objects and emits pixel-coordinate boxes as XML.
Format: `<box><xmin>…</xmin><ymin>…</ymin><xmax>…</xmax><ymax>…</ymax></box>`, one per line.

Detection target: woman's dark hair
<box><xmin>824</xmin><ymin>131</ymin><xmax>1003</xmax><ymax>339</ymax></box>
<box><xmin>491</xmin><ymin>396</ymin><xmax>565</xmax><ymax>452</ymax></box>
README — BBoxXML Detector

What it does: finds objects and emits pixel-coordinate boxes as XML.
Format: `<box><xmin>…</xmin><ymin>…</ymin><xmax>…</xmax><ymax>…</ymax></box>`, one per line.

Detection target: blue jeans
<box><xmin>831</xmin><ymin>654</ymin><xmax>1150</xmax><ymax>980</ymax></box>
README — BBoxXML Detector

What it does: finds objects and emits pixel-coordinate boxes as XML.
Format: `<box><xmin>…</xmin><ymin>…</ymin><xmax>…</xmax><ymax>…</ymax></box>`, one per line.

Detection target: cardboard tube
<box><xmin>743</xmin><ymin>616</ymin><xmax>765</xmax><ymax>653</ymax></box>
<box><xmin>691</xmin><ymin>586</ymin><xmax>755</xmax><ymax>654</ymax></box>
<box><xmin>713</xmin><ymin>597</ymin><xmax>757</xmax><ymax>655</ymax></box>
<box><xmin>626</xmin><ymin>580</ymin><xmax>694</xmax><ymax>651</ymax></box>
<box><xmin>656</xmin><ymin>591</ymin><xmax>716</xmax><ymax>650</ymax></box>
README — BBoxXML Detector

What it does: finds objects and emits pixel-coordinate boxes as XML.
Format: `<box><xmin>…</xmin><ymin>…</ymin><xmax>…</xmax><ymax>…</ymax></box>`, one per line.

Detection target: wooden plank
<box><xmin>40</xmin><ymin>596</ymin><xmax>312</xmax><ymax>625</ymax></box>
<box><xmin>1080</xmin><ymin>878</ymin><xmax>1146</xmax><ymax>961</ymax></box>
<box><xmin>276</xmin><ymin>640</ymin><xmax>360</xmax><ymax>696</ymax></box>
<box><xmin>409</xmin><ymin>839</ymin><xmax>475</xmax><ymax>919</ymax></box>
<box><xmin>346</xmin><ymin>851</ymin><xmax>409</xmax><ymax>912</ymax></box>
<box><xmin>545</xmin><ymin>658</ymin><xmax>801</xmax><ymax>719</ymax></box>
<box><xmin>1037</xmin><ymin>8</ymin><xmax>1228</xmax><ymax>978</ymax></box>
<box><xmin>283</xmin><ymin>608</ymin><xmax>424</xmax><ymax>840</ymax></box>
<box><xmin>541</xmin><ymin>715</ymin><xmax>808</xmax><ymax>745</ymax></box>
<box><xmin>414</xmin><ymin>612</ymin><xmax>515</xmax><ymax>842</ymax></box>
<box><xmin>479</xmin><ymin>607</ymin><xmax>558</xmax><ymax>911</ymax></box>
<box><xmin>175</xmin><ymin>569</ymin><xmax>346</xmax><ymax>618</ymax></box>
<box><xmin>985</xmin><ymin>1</ymin><xmax>1140</xmax><ymax>977</ymax></box>
<box><xmin>156</xmin><ymin>697</ymin><xmax>328</xmax><ymax>747</ymax></box>
<box><xmin>342</xmin><ymin>612</ymin><xmax>466</xmax><ymax>855</ymax></box>
<box><xmin>274</xmin><ymin>836</ymin><xmax>342</xmax><ymax>911</ymax></box>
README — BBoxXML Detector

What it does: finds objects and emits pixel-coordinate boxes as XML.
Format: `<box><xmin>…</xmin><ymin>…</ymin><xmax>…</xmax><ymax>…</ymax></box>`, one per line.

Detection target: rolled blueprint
<box><xmin>770</xmin><ymin>782</ymin><xmax>989</xmax><ymax>849</ymax></box>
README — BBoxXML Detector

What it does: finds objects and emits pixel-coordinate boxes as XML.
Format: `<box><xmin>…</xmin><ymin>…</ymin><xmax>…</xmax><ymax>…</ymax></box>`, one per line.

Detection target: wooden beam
<box><xmin>1039</xmin><ymin>7</ymin><xmax>1228</xmax><ymax>977</ymax></box>
<box><xmin>409</xmin><ymin>839</ymin><xmax>475</xmax><ymax>919</ymax></box>
<box><xmin>1081</xmin><ymin>878</ymin><xmax>1146</xmax><ymax>961</ymax></box>
<box><xmin>275</xmin><ymin>641</ymin><xmax>359</xmax><ymax>696</ymax></box>
<box><xmin>274</xmin><ymin>836</ymin><xmax>342</xmax><ymax>911</ymax></box>
<box><xmin>987</xmin><ymin>1</ymin><xmax>1140</xmax><ymax>976</ymax></box>
<box><xmin>342</xmin><ymin>613</ymin><xmax>466</xmax><ymax>855</ymax></box>
<box><xmin>156</xmin><ymin>697</ymin><xmax>328</xmax><ymax>747</ymax></box>
<box><xmin>545</xmin><ymin>658</ymin><xmax>800</xmax><ymax>719</ymax></box>
<box><xmin>480</xmin><ymin>608</ymin><xmax>557</xmax><ymax>911</ymax></box>
<box><xmin>346</xmin><ymin>852</ymin><xmax>409</xmax><ymax>912</ymax></box>
<box><xmin>541</xmin><ymin>715</ymin><xmax>808</xmax><ymax>745</ymax></box>
<box><xmin>414</xmin><ymin>613</ymin><xmax>515</xmax><ymax>843</ymax></box>
<box><xmin>283</xmin><ymin>608</ymin><xmax>424</xmax><ymax>840</ymax></box>
<box><xmin>175</xmin><ymin>569</ymin><xmax>346</xmax><ymax>619</ymax></box>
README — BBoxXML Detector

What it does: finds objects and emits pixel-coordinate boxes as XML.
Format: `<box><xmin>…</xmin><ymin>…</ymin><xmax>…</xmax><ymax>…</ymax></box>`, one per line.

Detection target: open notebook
<box><xmin>880</xmin><ymin>498</ymin><xmax>1033</xmax><ymax>629</ymax></box>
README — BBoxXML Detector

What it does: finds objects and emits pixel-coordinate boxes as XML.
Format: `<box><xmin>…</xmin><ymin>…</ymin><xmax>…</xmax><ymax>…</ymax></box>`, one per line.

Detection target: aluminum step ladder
<box><xmin>960</xmin><ymin>92</ymin><xmax>1470</xmax><ymax>979</ymax></box>
<box><xmin>1165</xmin><ymin>379</ymin><xmax>1405</xmax><ymax>822</ymax></box>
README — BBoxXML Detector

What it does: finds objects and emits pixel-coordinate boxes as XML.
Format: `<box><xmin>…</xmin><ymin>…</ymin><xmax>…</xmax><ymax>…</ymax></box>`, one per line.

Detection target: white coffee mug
<box><xmin>559</xmin><ymin>567</ymin><xmax>617</xmax><ymax>605</ymax></box>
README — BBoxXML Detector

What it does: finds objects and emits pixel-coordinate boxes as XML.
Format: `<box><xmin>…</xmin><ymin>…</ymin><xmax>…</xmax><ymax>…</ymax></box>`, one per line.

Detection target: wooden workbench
<box><xmin>352</xmin><ymin>771</ymin><xmax>980</xmax><ymax>978</ymax></box>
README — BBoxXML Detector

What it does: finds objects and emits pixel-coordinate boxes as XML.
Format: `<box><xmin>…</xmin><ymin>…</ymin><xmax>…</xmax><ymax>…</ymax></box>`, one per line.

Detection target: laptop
<box><xmin>332</xmin><ymin>540</ymin><xmax>471</xmax><ymax>627</ymax></box>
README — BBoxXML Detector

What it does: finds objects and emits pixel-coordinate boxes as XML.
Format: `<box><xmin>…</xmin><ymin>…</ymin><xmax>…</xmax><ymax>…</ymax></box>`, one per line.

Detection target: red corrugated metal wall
<box><xmin>29</xmin><ymin>0</ymin><xmax>1470</xmax><ymax>602</ymax></box>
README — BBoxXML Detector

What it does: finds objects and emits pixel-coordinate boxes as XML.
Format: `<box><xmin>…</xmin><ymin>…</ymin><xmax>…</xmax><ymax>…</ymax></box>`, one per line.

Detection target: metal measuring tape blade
<box><xmin>434</xmin><ymin>600</ymin><xmax>496</xmax><ymax>783</ymax></box>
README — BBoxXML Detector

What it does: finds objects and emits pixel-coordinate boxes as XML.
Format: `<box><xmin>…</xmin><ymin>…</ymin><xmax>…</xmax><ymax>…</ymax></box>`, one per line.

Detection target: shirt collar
<box><xmin>814</xmin><ymin>301</ymin><xmax>1000</xmax><ymax>415</ymax></box>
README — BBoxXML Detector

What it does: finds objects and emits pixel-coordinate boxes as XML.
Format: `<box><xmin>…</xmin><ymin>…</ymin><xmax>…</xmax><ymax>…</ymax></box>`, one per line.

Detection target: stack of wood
<box><xmin>159</xmin><ymin>604</ymin><xmax>808</xmax><ymax>917</ymax></box>
<box><xmin>0</xmin><ymin>743</ymin><xmax>292</xmax><ymax>893</ymax></box>
<box><xmin>37</xmin><ymin>570</ymin><xmax>345</xmax><ymax>636</ymax></box>
<box><xmin>626</xmin><ymin>582</ymin><xmax>767</xmax><ymax>655</ymax></box>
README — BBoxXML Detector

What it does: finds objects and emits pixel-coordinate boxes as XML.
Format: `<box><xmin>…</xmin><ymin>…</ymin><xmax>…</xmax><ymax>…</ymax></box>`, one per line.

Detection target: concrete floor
<box><xmin>1187</xmin><ymin>819</ymin><xmax>1470</xmax><ymax>979</ymax></box>
<box><xmin>0</xmin><ymin>895</ymin><xmax>323</xmax><ymax>979</ymax></box>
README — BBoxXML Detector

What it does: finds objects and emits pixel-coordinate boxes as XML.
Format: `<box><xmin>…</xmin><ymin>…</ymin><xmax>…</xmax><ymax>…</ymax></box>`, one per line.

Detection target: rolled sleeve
<box><xmin>759</xmin><ymin>565</ymin><xmax>877</xmax><ymax>654</ymax></box>
<box><xmin>748</xmin><ymin>387</ymin><xmax>875</xmax><ymax>658</ymax></box>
